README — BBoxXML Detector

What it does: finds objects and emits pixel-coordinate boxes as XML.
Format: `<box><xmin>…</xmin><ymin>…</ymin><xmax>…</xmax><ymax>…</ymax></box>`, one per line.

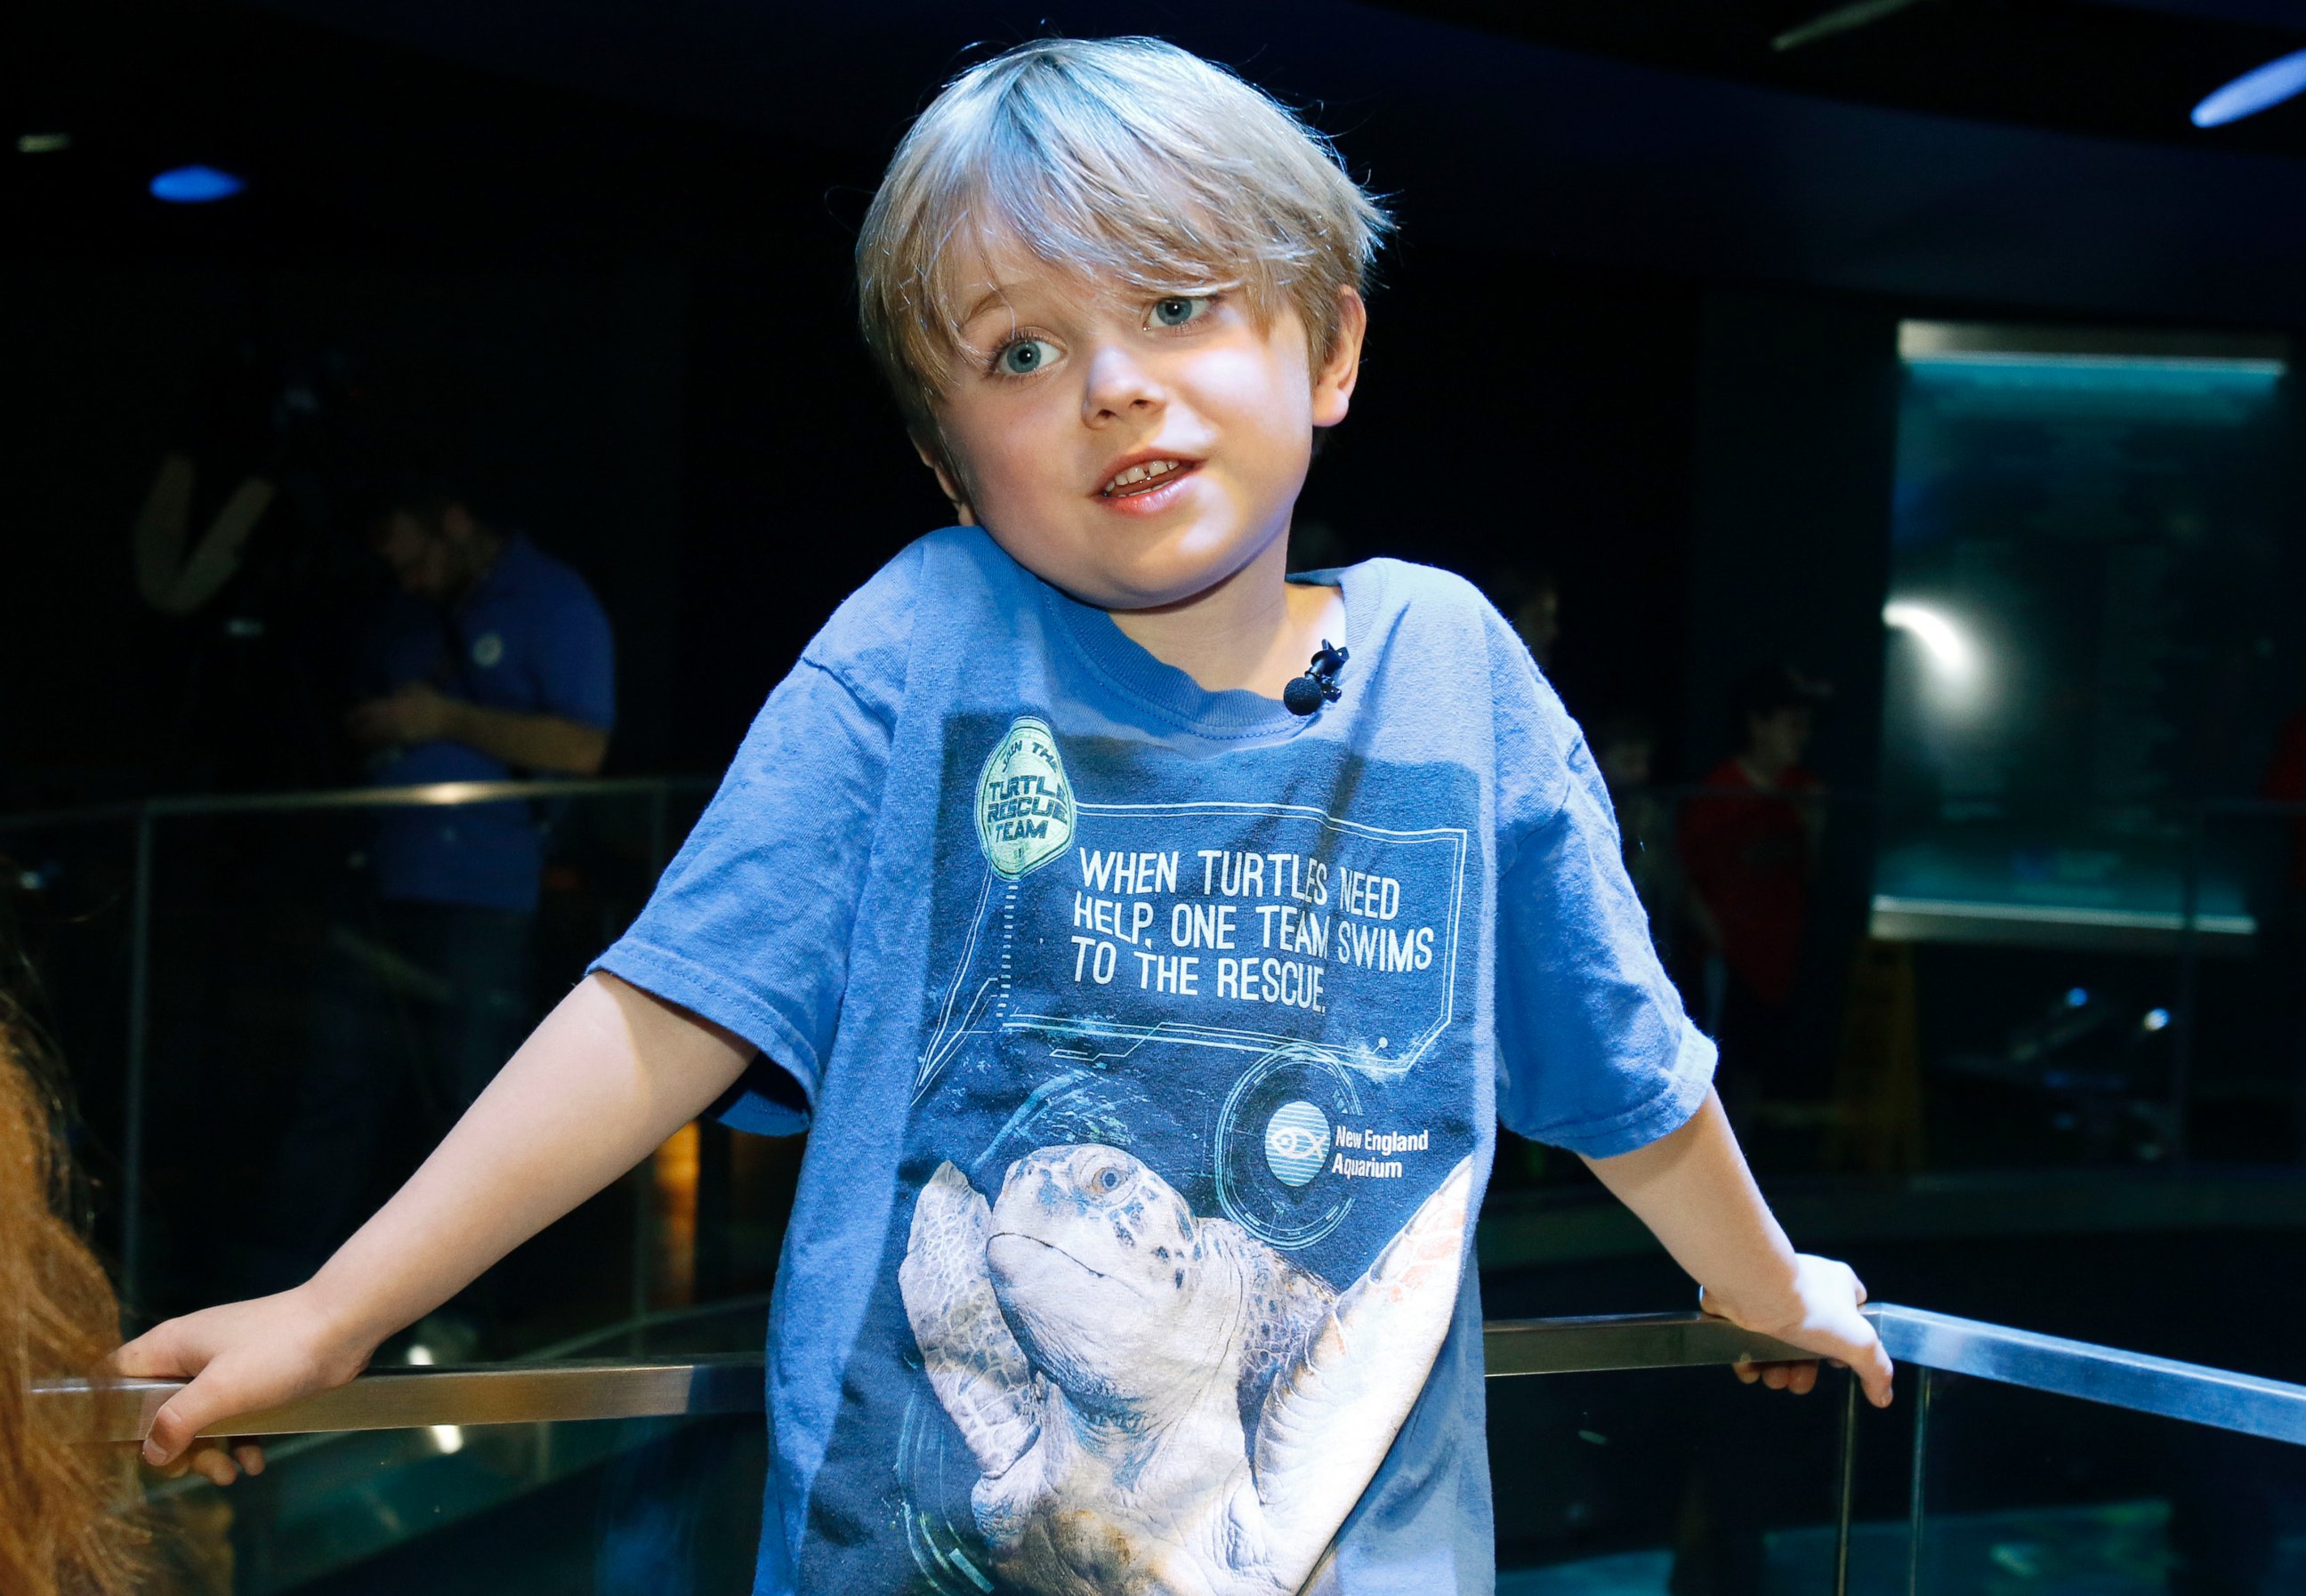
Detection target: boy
<box><xmin>120</xmin><ymin>37</ymin><xmax>1890</xmax><ymax>1596</ymax></box>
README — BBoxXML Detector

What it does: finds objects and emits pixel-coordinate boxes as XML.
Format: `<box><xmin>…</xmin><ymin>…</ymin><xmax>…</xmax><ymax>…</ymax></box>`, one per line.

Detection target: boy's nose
<box><xmin>1081</xmin><ymin>343</ymin><xmax>1165</xmax><ymax>425</ymax></box>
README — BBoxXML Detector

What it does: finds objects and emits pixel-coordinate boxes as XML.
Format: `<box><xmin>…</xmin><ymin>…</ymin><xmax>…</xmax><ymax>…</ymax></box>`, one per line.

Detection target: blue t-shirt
<box><xmin>365</xmin><ymin>532</ymin><xmax>616</xmax><ymax>912</ymax></box>
<box><xmin>594</xmin><ymin>528</ymin><xmax>1712</xmax><ymax>1596</ymax></box>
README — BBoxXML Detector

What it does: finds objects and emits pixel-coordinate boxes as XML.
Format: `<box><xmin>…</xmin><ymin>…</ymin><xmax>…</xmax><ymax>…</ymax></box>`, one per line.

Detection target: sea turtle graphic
<box><xmin>899</xmin><ymin>1144</ymin><xmax>1472</xmax><ymax>1596</ymax></box>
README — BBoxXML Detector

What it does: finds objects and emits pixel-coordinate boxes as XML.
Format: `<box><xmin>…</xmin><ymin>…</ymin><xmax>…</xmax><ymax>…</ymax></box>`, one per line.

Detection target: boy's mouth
<box><xmin>1099</xmin><ymin>458</ymin><xmax>1195</xmax><ymax>498</ymax></box>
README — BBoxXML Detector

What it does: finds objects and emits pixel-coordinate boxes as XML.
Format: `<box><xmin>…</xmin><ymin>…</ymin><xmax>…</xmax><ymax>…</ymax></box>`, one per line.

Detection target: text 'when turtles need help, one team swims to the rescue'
<box><xmin>1068</xmin><ymin>848</ymin><xmax>1439</xmax><ymax>1012</ymax></box>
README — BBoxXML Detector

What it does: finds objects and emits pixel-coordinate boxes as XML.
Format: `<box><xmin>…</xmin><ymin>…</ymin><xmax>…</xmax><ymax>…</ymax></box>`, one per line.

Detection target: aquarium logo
<box><xmin>1262</xmin><ymin>1101</ymin><xmax>1332</xmax><ymax>1188</ymax></box>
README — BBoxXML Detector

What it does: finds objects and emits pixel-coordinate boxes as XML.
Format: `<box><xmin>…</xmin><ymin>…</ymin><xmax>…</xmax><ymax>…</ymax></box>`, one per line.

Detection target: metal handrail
<box><xmin>44</xmin><ymin>1356</ymin><xmax>768</xmax><ymax>1445</ymax></box>
<box><xmin>1870</xmin><ymin>1304</ymin><xmax>2306</xmax><ymax>1446</ymax></box>
<box><xmin>40</xmin><ymin>1304</ymin><xmax>2306</xmax><ymax>1447</ymax></box>
<box><xmin>41</xmin><ymin>1311</ymin><xmax>1810</xmax><ymax>1445</ymax></box>
<box><xmin>0</xmin><ymin>774</ymin><xmax>715</xmax><ymax>834</ymax></box>
<box><xmin>28</xmin><ymin>784</ymin><xmax>2306</xmax><ymax>837</ymax></box>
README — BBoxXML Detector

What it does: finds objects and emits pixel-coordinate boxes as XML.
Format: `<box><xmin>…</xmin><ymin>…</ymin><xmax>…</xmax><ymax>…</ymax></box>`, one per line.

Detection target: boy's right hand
<box><xmin>109</xmin><ymin>1285</ymin><xmax>375</xmax><ymax>1484</ymax></box>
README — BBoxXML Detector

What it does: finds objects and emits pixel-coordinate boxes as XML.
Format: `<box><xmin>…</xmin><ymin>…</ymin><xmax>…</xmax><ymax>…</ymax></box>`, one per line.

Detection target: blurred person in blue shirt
<box><xmin>349</xmin><ymin>485</ymin><xmax>616</xmax><ymax>907</ymax></box>
<box><xmin>236</xmin><ymin>475</ymin><xmax>614</xmax><ymax>1311</ymax></box>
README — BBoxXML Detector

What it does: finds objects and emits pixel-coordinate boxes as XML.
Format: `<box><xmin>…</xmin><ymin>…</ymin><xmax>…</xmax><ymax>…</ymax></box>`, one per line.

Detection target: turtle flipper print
<box><xmin>1250</xmin><ymin>1157</ymin><xmax>1473</xmax><ymax>1575</ymax></box>
<box><xmin>900</xmin><ymin>1161</ymin><xmax>1044</xmax><ymax>1479</ymax></box>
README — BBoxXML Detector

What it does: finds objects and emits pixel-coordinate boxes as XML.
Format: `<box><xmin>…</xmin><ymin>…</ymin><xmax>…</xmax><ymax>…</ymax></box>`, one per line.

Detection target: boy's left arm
<box><xmin>1582</xmin><ymin>1089</ymin><xmax>1895</xmax><ymax>1407</ymax></box>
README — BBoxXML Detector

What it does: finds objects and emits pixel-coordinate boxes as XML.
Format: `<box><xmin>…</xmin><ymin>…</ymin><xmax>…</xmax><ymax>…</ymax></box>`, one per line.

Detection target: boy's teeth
<box><xmin>1105</xmin><ymin>459</ymin><xmax>1184</xmax><ymax>496</ymax></box>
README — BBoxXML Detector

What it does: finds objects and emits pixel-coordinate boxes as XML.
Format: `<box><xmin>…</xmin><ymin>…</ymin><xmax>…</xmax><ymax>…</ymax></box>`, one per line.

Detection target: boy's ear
<box><xmin>911</xmin><ymin>431</ymin><xmax>975</xmax><ymax>527</ymax></box>
<box><xmin>1310</xmin><ymin>287</ymin><xmax>1367</xmax><ymax>430</ymax></box>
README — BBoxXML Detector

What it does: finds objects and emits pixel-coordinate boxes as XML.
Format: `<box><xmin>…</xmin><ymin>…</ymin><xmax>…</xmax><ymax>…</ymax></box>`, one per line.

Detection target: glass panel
<box><xmin>2186</xmin><ymin>804</ymin><xmax>2306</xmax><ymax>1165</ymax></box>
<box><xmin>1908</xmin><ymin>1367</ymin><xmax>2306</xmax><ymax>1594</ymax></box>
<box><xmin>1876</xmin><ymin>328</ymin><xmax>2291</xmax><ymax>950</ymax></box>
<box><xmin>142</xmin><ymin>1409</ymin><xmax>765</xmax><ymax>1596</ymax></box>
<box><xmin>1512</xmin><ymin>780</ymin><xmax>2306</xmax><ymax>1180</ymax></box>
<box><xmin>0</xmin><ymin>814</ymin><xmax>140</xmax><ymax>1260</ymax></box>
<box><xmin>1657</xmin><ymin>780</ymin><xmax>1879</xmax><ymax>1181</ymax></box>
<box><xmin>123</xmin><ymin>1351</ymin><xmax>1860</xmax><ymax>1596</ymax></box>
<box><xmin>65</xmin><ymin>784</ymin><xmax>718</xmax><ymax>1347</ymax></box>
<box><xmin>137</xmin><ymin>1301</ymin><xmax>771</xmax><ymax>1594</ymax></box>
<box><xmin>1489</xmin><ymin>1364</ymin><xmax>1859</xmax><ymax>1594</ymax></box>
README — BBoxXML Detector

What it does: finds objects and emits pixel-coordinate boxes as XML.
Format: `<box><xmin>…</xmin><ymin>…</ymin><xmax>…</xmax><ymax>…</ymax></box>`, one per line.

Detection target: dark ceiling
<box><xmin>207</xmin><ymin>0</ymin><xmax>2306</xmax><ymax>158</ymax></box>
<box><xmin>1391</xmin><ymin>0</ymin><xmax>2306</xmax><ymax>156</ymax></box>
<box><xmin>12</xmin><ymin>0</ymin><xmax>2306</xmax><ymax>324</ymax></box>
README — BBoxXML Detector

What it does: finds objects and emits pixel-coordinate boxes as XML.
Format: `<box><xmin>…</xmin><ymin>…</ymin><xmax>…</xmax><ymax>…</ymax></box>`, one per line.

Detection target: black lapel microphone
<box><xmin>1283</xmin><ymin>639</ymin><xmax>1349</xmax><ymax>716</ymax></box>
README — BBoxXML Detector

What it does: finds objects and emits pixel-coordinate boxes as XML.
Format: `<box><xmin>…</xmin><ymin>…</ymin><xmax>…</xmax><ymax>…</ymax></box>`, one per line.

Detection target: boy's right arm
<box><xmin>114</xmin><ymin>971</ymin><xmax>757</xmax><ymax>1470</ymax></box>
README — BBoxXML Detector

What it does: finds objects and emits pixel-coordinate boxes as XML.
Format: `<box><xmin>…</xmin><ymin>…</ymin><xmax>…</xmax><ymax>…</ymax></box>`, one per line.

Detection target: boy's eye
<box><xmin>996</xmin><ymin>338</ymin><xmax>1058</xmax><ymax>376</ymax></box>
<box><xmin>1149</xmin><ymin>295</ymin><xmax>1211</xmax><ymax>328</ymax></box>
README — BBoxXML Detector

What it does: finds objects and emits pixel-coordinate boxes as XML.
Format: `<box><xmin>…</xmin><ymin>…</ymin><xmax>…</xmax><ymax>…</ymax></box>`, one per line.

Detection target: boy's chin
<box><xmin>1042</xmin><ymin>571</ymin><xmax>1190</xmax><ymax>614</ymax></box>
<box><xmin>983</xmin><ymin>504</ymin><xmax>1286</xmax><ymax>613</ymax></box>
<box><xmin>1058</xmin><ymin>560</ymin><xmax>1260</xmax><ymax>615</ymax></box>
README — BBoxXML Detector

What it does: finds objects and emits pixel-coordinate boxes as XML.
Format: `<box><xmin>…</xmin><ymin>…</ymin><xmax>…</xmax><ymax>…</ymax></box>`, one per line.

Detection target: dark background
<box><xmin>12</xmin><ymin>0</ymin><xmax>2306</xmax><ymax>812</ymax></box>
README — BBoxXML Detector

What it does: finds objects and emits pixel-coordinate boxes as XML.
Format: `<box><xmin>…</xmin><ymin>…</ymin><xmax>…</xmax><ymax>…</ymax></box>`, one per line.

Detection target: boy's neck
<box><xmin>1107</xmin><ymin>530</ymin><xmax>1344</xmax><ymax>699</ymax></box>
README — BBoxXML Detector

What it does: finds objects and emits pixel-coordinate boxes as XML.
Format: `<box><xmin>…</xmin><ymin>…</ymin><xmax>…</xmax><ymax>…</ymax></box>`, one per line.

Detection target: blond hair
<box><xmin>857</xmin><ymin>36</ymin><xmax>1391</xmax><ymax>439</ymax></box>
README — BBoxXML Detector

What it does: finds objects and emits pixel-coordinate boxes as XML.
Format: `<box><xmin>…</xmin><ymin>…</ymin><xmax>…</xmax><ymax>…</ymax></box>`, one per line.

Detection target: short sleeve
<box><xmin>1493</xmin><ymin>668</ymin><xmax>1714</xmax><ymax>1158</ymax></box>
<box><xmin>590</xmin><ymin>655</ymin><xmax>891</xmax><ymax>1134</ymax></box>
<box><xmin>532</xmin><ymin>584</ymin><xmax>617</xmax><ymax>732</ymax></box>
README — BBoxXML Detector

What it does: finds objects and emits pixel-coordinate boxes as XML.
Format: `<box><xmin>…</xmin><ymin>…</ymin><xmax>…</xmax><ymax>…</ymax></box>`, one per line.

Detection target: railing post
<box><xmin>2171</xmin><ymin>800</ymin><xmax>2205</xmax><ymax>1165</ymax></box>
<box><xmin>630</xmin><ymin>785</ymin><xmax>674</xmax><ymax>1354</ymax></box>
<box><xmin>628</xmin><ymin>1131</ymin><xmax>653</xmax><ymax>1348</ymax></box>
<box><xmin>1833</xmin><ymin>1366</ymin><xmax>1859</xmax><ymax>1596</ymax></box>
<box><xmin>121</xmin><ymin>805</ymin><xmax>154</xmax><ymax>1326</ymax></box>
<box><xmin>697</xmin><ymin>1120</ymin><xmax>731</xmax><ymax>1302</ymax></box>
<box><xmin>627</xmin><ymin>1180</ymin><xmax>651</xmax><ymax>1354</ymax></box>
<box><xmin>1905</xmin><ymin>1366</ymin><xmax>1932</xmax><ymax>1595</ymax></box>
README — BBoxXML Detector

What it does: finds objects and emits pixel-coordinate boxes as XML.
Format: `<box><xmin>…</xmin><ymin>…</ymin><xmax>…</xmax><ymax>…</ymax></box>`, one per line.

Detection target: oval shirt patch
<box><xmin>975</xmin><ymin>716</ymin><xmax>1075</xmax><ymax>879</ymax></box>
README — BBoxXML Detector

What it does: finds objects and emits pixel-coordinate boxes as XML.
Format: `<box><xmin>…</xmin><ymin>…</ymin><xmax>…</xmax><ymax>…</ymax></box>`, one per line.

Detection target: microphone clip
<box><xmin>1283</xmin><ymin>639</ymin><xmax>1349</xmax><ymax>717</ymax></box>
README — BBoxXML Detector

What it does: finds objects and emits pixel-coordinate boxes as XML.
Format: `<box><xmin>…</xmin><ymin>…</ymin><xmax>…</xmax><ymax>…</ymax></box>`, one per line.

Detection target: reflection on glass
<box><xmin>1488</xmin><ymin>1366</ymin><xmax>1850</xmax><ymax>1593</ymax></box>
<box><xmin>148</xmin><ymin>1411</ymin><xmax>764</xmax><ymax>1596</ymax></box>
<box><xmin>1907</xmin><ymin>1369</ymin><xmax>2306</xmax><ymax>1595</ymax></box>
<box><xmin>1877</xmin><ymin>321</ymin><xmax>2291</xmax><ymax>955</ymax></box>
<box><xmin>1873</xmin><ymin>321</ymin><xmax>2300</xmax><ymax>1166</ymax></box>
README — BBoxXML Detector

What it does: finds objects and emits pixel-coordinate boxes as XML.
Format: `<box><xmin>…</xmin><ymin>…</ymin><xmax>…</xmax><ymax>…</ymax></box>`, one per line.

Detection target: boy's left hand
<box><xmin>1700</xmin><ymin>1253</ymin><xmax>1893</xmax><ymax>1408</ymax></box>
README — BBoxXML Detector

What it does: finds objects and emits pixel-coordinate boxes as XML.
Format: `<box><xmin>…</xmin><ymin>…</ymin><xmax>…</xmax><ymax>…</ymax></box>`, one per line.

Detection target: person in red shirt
<box><xmin>1680</xmin><ymin>664</ymin><xmax>1830</xmax><ymax>1102</ymax></box>
<box><xmin>2263</xmin><ymin>707</ymin><xmax>2306</xmax><ymax>1165</ymax></box>
<box><xmin>2265</xmin><ymin>707</ymin><xmax>2306</xmax><ymax>893</ymax></box>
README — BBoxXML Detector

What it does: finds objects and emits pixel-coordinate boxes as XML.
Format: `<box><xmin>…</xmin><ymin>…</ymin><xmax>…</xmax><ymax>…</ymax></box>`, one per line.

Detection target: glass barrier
<box><xmin>139</xmin><ymin>1407</ymin><xmax>766</xmax><ymax>1596</ymax></box>
<box><xmin>0</xmin><ymin>779</ymin><xmax>719</xmax><ymax>1342</ymax></box>
<box><xmin>52</xmin><ymin>1306</ymin><xmax>1837</xmax><ymax>1596</ymax></box>
<box><xmin>1876</xmin><ymin>1307</ymin><xmax>2306</xmax><ymax>1596</ymax></box>
<box><xmin>51</xmin><ymin>1304</ymin><xmax>2306</xmax><ymax>1593</ymax></box>
<box><xmin>13</xmin><ymin>779</ymin><xmax>2306</xmax><ymax>1588</ymax></box>
<box><xmin>1490</xmin><ymin>1363</ymin><xmax>1854</xmax><ymax>1594</ymax></box>
<box><xmin>61</xmin><ymin>1300</ymin><xmax>775</xmax><ymax>1594</ymax></box>
<box><xmin>1901</xmin><ymin>1370</ymin><xmax>2306</xmax><ymax>1595</ymax></box>
<box><xmin>0</xmin><ymin>810</ymin><xmax>139</xmax><ymax>1242</ymax></box>
<box><xmin>131</xmin><ymin>1366</ymin><xmax>2306</xmax><ymax>1596</ymax></box>
<box><xmin>1480</xmin><ymin>787</ymin><xmax>2306</xmax><ymax>1186</ymax></box>
<box><xmin>2179</xmin><ymin>802</ymin><xmax>2305</xmax><ymax>1170</ymax></box>
<box><xmin>12</xmin><ymin>780</ymin><xmax>2306</xmax><ymax>1329</ymax></box>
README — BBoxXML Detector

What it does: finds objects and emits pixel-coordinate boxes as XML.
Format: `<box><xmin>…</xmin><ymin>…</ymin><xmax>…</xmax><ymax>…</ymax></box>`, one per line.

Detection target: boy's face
<box><xmin>923</xmin><ymin>238</ymin><xmax>1364</xmax><ymax>611</ymax></box>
